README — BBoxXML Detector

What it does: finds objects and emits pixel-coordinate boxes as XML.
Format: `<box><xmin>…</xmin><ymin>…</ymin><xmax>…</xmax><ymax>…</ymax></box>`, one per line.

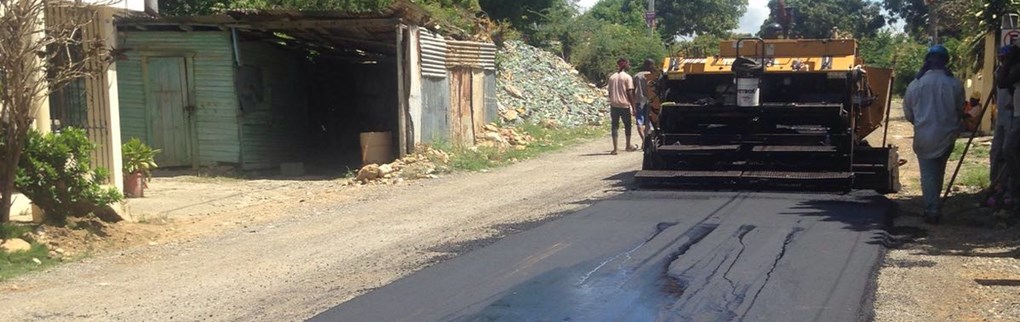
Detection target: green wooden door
<box><xmin>146</xmin><ymin>57</ymin><xmax>192</xmax><ymax>167</ymax></box>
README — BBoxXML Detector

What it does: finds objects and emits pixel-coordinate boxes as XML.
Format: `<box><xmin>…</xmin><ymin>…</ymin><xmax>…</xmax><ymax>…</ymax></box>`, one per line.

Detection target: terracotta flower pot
<box><xmin>124</xmin><ymin>171</ymin><xmax>146</xmax><ymax>198</ymax></box>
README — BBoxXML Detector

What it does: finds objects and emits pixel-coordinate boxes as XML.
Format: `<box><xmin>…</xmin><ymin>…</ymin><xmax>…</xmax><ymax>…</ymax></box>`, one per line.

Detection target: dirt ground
<box><xmin>1</xmin><ymin>101</ymin><xmax>1018</xmax><ymax>320</ymax></box>
<box><xmin>0</xmin><ymin>138</ymin><xmax>643</xmax><ymax>321</ymax></box>
<box><xmin>872</xmin><ymin>101</ymin><xmax>1020</xmax><ymax>322</ymax></box>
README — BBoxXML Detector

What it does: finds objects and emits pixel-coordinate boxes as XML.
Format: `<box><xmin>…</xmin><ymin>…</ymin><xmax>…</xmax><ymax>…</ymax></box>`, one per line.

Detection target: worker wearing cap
<box><xmin>903</xmin><ymin>44</ymin><xmax>964</xmax><ymax>224</ymax></box>
<box><xmin>607</xmin><ymin>58</ymin><xmax>637</xmax><ymax>155</ymax></box>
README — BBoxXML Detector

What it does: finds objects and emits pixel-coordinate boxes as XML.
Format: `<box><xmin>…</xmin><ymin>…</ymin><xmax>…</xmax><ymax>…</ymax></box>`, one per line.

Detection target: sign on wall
<box><xmin>1003</xmin><ymin>29</ymin><xmax>1020</xmax><ymax>47</ymax></box>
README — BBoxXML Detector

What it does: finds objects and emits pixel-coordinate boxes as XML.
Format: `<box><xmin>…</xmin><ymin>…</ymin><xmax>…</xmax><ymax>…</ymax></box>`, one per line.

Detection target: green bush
<box><xmin>122</xmin><ymin>138</ymin><xmax>160</xmax><ymax>180</ymax></box>
<box><xmin>15</xmin><ymin>128</ymin><xmax>122</xmax><ymax>225</ymax></box>
<box><xmin>571</xmin><ymin>19</ymin><xmax>667</xmax><ymax>86</ymax></box>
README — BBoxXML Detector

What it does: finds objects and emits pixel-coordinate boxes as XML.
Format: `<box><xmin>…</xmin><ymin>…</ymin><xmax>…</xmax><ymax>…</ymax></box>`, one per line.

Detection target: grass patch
<box><xmin>948</xmin><ymin>138</ymin><xmax>992</xmax><ymax>190</ymax></box>
<box><xmin>955</xmin><ymin>164</ymin><xmax>990</xmax><ymax>188</ymax></box>
<box><xmin>0</xmin><ymin>223</ymin><xmax>57</xmax><ymax>281</ymax></box>
<box><xmin>0</xmin><ymin>224</ymin><xmax>32</xmax><ymax>240</ymax></box>
<box><xmin>434</xmin><ymin>123</ymin><xmax>608</xmax><ymax>172</ymax></box>
<box><xmin>0</xmin><ymin>244</ymin><xmax>58</xmax><ymax>281</ymax></box>
<box><xmin>950</xmin><ymin>139</ymin><xmax>990</xmax><ymax>162</ymax></box>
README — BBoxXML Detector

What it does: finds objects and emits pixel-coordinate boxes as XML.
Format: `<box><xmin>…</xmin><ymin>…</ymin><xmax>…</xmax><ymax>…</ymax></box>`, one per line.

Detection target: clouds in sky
<box><xmin>739</xmin><ymin>0</ymin><xmax>770</xmax><ymax>34</ymax></box>
<box><xmin>577</xmin><ymin>0</ymin><xmax>598</xmax><ymax>10</ymax></box>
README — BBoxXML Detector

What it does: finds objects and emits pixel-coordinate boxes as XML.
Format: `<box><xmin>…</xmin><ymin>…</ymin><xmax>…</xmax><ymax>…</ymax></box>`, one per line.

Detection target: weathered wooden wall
<box><xmin>117</xmin><ymin>31</ymin><xmax>241</xmax><ymax>166</ymax></box>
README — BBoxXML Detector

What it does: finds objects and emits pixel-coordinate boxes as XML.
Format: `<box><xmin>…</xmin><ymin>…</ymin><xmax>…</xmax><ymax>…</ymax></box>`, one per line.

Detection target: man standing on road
<box><xmin>608</xmin><ymin>58</ymin><xmax>636</xmax><ymax>155</ymax></box>
<box><xmin>990</xmin><ymin>45</ymin><xmax>1015</xmax><ymax>205</ymax></box>
<box><xmin>903</xmin><ymin>45</ymin><xmax>964</xmax><ymax>224</ymax></box>
<box><xmin>633</xmin><ymin>59</ymin><xmax>656</xmax><ymax>142</ymax></box>
<box><xmin>1002</xmin><ymin>44</ymin><xmax>1020</xmax><ymax>217</ymax></box>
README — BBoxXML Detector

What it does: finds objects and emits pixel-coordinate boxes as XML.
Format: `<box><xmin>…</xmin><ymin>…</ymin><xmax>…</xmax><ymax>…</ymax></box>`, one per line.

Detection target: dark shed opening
<box><xmin>234</xmin><ymin>29</ymin><xmax>401</xmax><ymax>173</ymax></box>
<box><xmin>115</xmin><ymin>1</ymin><xmax>430</xmax><ymax>175</ymax></box>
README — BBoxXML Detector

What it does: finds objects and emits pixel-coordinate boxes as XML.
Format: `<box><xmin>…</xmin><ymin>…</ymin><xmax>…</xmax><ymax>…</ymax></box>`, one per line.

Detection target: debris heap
<box><xmin>354</xmin><ymin>146</ymin><xmax>452</xmax><ymax>185</ymax></box>
<box><xmin>496</xmin><ymin>41</ymin><xmax>606</xmax><ymax>127</ymax></box>
<box><xmin>476</xmin><ymin>123</ymin><xmax>534</xmax><ymax>149</ymax></box>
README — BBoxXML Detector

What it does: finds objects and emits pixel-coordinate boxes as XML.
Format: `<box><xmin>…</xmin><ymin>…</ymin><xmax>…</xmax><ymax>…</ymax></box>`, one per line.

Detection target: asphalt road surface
<box><xmin>313</xmin><ymin>191</ymin><xmax>892</xmax><ymax>322</ymax></box>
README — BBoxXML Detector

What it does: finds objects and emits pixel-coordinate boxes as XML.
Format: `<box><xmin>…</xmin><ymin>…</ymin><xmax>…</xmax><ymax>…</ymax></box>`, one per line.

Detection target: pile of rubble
<box><xmin>353</xmin><ymin>146</ymin><xmax>452</xmax><ymax>185</ymax></box>
<box><xmin>476</xmin><ymin>123</ymin><xmax>534</xmax><ymax>149</ymax></box>
<box><xmin>496</xmin><ymin>41</ymin><xmax>606</xmax><ymax>127</ymax></box>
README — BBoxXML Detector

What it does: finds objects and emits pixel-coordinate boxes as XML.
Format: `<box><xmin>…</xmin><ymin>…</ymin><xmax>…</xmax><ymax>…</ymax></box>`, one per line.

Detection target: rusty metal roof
<box><xmin>115</xmin><ymin>0</ymin><xmax>433</xmax><ymax>54</ymax></box>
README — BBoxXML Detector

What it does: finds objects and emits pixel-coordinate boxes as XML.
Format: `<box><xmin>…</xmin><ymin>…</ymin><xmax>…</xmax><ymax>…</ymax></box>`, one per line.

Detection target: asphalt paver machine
<box><xmin>638</xmin><ymin>37</ymin><xmax>900</xmax><ymax>193</ymax></box>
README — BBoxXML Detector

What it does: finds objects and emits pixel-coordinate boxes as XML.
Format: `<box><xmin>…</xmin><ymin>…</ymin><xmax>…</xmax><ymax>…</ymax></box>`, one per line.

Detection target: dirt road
<box><xmin>0</xmin><ymin>139</ymin><xmax>641</xmax><ymax>321</ymax></box>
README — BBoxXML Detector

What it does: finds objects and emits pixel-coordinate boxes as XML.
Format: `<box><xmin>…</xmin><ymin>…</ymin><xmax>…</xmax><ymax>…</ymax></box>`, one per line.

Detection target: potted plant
<box><xmin>122</xmin><ymin>138</ymin><xmax>159</xmax><ymax>198</ymax></box>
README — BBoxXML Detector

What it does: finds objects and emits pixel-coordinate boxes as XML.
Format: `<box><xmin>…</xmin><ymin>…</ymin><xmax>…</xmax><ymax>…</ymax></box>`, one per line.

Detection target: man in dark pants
<box><xmin>1004</xmin><ymin>45</ymin><xmax>1020</xmax><ymax>217</ymax></box>
<box><xmin>633</xmin><ymin>59</ymin><xmax>656</xmax><ymax>141</ymax></box>
<box><xmin>903</xmin><ymin>45</ymin><xmax>964</xmax><ymax>224</ymax></box>
<box><xmin>607</xmin><ymin>58</ymin><xmax>636</xmax><ymax>155</ymax></box>
<box><xmin>990</xmin><ymin>45</ymin><xmax>1015</xmax><ymax>206</ymax></box>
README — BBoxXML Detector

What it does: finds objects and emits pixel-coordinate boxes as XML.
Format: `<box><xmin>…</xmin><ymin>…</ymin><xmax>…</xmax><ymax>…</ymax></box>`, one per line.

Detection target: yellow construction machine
<box><xmin>637</xmin><ymin>37</ymin><xmax>900</xmax><ymax>193</ymax></box>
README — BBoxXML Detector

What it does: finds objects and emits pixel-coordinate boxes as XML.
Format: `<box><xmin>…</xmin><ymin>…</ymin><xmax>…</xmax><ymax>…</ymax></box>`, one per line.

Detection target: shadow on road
<box><xmin>886</xmin><ymin>191</ymin><xmax>1020</xmax><ymax>260</ymax></box>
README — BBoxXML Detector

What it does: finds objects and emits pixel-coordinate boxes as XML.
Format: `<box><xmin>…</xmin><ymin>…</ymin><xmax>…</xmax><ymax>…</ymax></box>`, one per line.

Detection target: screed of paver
<box><xmin>313</xmin><ymin>192</ymin><xmax>891</xmax><ymax>322</ymax></box>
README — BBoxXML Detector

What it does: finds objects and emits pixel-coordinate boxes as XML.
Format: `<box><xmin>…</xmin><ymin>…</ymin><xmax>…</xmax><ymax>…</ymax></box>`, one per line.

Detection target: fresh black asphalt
<box><xmin>311</xmin><ymin>191</ymin><xmax>892</xmax><ymax>322</ymax></box>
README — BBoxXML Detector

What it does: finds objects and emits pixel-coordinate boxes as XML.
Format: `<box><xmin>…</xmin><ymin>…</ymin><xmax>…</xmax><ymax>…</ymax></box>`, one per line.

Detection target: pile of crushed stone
<box><xmin>496</xmin><ymin>41</ymin><xmax>606</xmax><ymax>127</ymax></box>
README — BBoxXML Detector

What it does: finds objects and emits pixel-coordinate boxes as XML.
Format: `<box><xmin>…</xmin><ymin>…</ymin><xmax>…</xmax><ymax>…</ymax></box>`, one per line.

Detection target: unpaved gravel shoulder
<box><xmin>0</xmin><ymin>137</ymin><xmax>640</xmax><ymax>321</ymax></box>
<box><xmin>873</xmin><ymin>101</ymin><xmax>1020</xmax><ymax>322</ymax></box>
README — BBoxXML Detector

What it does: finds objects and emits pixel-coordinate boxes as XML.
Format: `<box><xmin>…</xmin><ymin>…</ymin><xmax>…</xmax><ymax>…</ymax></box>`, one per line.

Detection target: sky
<box><xmin>576</xmin><ymin>0</ymin><xmax>770</xmax><ymax>34</ymax></box>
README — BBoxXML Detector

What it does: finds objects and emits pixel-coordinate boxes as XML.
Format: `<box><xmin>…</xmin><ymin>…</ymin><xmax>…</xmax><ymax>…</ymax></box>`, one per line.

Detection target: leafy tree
<box><xmin>415</xmin><ymin>0</ymin><xmax>482</xmax><ymax>34</ymax></box>
<box><xmin>890</xmin><ymin>38</ymin><xmax>928</xmax><ymax>95</ymax></box>
<box><xmin>858</xmin><ymin>31</ymin><xmax>926</xmax><ymax>95</ymax></box>
<box><xmin>673</xmin><ymin>32</ymin><xmax>755</xmax><ymax>57</ymax></box>
<box><xmin>522</xmin><ymin>2</ymin><xmax>580</xmax><ymax>57</ymax></box>
<box><xmin>160</xmin><ymin>0</ymin><xmax>231</xmax><ymax>16</ymax></box>
<box><xmin>479</xmin><ymin>0</ymin><xmax>575</xmax><ymax>37</ymax></box>
<box><xmin>758</xmin><ymin>0</ymin><xmax>885</xmax><ymax>39</ymax></box>
<box><xmin>229</xmin><ymin>0</ymin><xmax>396</xmax><ymax>11</ymax></box>
<box><xmin>1</xmin><ymin>0</ymin><xmax>111</xmax><ymax>222</ymax></box>
<box><xmin>163</xmin><ymin>0</ymin><xmax>485</xmax><ymax>35</ymax></box>
<box><xmin>586</xmin><ymin>0</ymin><xmax>647</xmax><ymax>31</ymax></box>
<box><xmin>859</xmin><ymin>31</ymin><xmax>898</xmax><ymax>68</ymax></box>
<box><xmin>656</xmin><ymin>0</ymin><xmax>747</xmax><ymax>39</ymax></box>
<box><xmin>570</xmin><ymin>18</ymin><xmax>667</xmax><ymax>86</ymax></box>
<box><xmin>883</xmin><ymin>0</ymin><xmax>980</xmax><ymax>39</ymax></box>
<box><xmin>587</xmin><ymin>0</ymin><xmax>747</xmax><ymax>42</ymax></box>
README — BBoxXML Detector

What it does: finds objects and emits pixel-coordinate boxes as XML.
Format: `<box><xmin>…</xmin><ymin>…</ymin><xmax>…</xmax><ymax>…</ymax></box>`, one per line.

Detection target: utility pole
<box><xmin>647</xmin><ymin>0</ymin><xmax>655</xmax><ymax>36</ymax></box>
<box><xmin>926</xmin><ymin>0</ymin><xmax>939</xmax><ymax>44</ymax></box>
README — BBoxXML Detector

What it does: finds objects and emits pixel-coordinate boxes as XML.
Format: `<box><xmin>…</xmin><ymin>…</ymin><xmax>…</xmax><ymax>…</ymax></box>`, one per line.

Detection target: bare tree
<box><xmin>0</xmin><ymin>0</ymin><xmax>111</xmax><ymax>222</ymax></box>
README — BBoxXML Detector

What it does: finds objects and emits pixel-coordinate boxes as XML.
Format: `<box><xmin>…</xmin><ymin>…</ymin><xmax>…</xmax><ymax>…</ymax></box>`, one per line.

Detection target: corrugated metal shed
<box><xmin>484</xmin><ymin>70</ymin><xmax>498</xmax><ymax>123</ymax></box>
<box><xmin>116</xmin><ymin>0</ymin><xmax>431</xmax><ymax>55</ymax></box>
<box><xmin>420</xmin><ymin>77</ymin><xmax>451</xmax><ymax>142</ymax></box>
<box><xmin>419</xmin><ymin>31</ymin><xmax>447</xmax><ymax>78</ymax></box>
<box><xmin>117</xmin><ymin>31</ymin><xmax>241</xmax><ymax>166</ymax></box>
<box><xmin>446</xmin><ymin>40</ymin><xmax>496</xmax><ymax>70</ymax></box>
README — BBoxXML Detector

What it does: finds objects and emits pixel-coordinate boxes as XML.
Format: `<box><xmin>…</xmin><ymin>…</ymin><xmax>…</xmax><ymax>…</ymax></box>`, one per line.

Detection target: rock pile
<box><xmin>0</xmin><ymin>238</ymin><xmax>31</xmax><ymax>253</ymax></box>
<box><xmin>476</xmin><ymin>123</ymin><xmax>534</xmax><ymax>149</ymax></box>
<box><xmin>496</xmin><ymin>41</ymin><xmax>606</xmax><ymax>127</ymax></box>
<box><xmin>353</xmin><ymin>146</ymin><xmax>452</xmax><ymax>185</ymax></box>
